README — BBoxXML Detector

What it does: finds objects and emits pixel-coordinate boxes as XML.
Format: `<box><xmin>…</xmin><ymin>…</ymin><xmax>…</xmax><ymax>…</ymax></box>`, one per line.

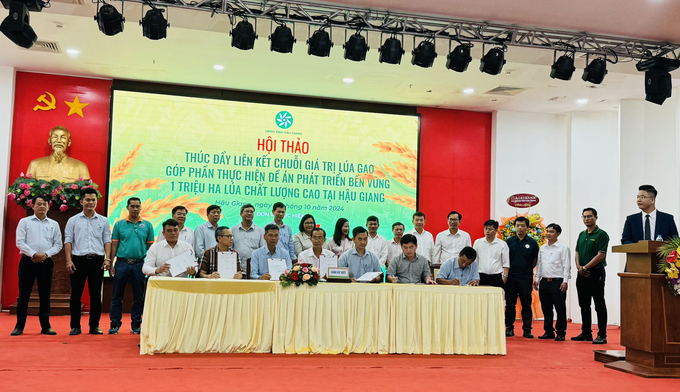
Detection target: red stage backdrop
<box><xmin>1</xmin><ymin>72</ymin><xmax>112</xmax><ymax>309</ymax></box>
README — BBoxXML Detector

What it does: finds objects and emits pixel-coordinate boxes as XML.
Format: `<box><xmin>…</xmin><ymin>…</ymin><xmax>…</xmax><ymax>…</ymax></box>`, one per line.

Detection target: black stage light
<box><xmin>269</xmin><ymin>24</ymin><xmax>295</xmax><ymax>53</ymax></box>
<box><xmin>343</xmin><ymin>31</ymin><xmax>369</xmax><ymax>61</ymax></box>
<box><xmin>0</xmin><ymin>1</ymin><xmax>37</xmax><ymax>48</ymax></box>
<box><xmin>550</xmin><ymin>53</ymin><xmax>576</xmax><ymax>80</ymax></box>
<box><xmin>411</xmin><ymin>39</ymin><xmax>437</xmax><ymax>68</ymax></box>
<box><xmin>307</xmin><ymin>27</ymin><xmax>332</xmax><ymax>57</ymax></box>
<box><xmin>1</xmin><ymin>0</ymin><xmax>43</xmax><ymax>11</ymax></box>
<box><xmin>378</xmin><ymin>34</ymin><xmax>404</xmax><ymax>64</ymax></box>
<box><xmin>480</xmin><ymin>46</ymin><xmax>506</xmax><ymax>75</ymax></box>
<box><xmin>230</xmin><ymin>19</ymin><xmax>257</xmax><ymax>50</ymax></box>
<box><xmin>95</xmin><ymin>3</ymin><xmax>124</xmax><ymax>36</ymax></box>
<box><xmin>635</xmin><ymin>57</ymin><xmax>680</xmax><ymax>105</ymax></box>
<box><xmin>582</xmin><ymin>58</ymin><xmax>608</xmax><ymax>84</ymax></box>
<box><xmin>446</xmin><ymin>43</ymin><xmax>472</xmax><ymax>72</ymax></box>
<box><xmin>140</xmin><ymin>8</ymin><xmax>168</xmax><ymax>40</ymax></box>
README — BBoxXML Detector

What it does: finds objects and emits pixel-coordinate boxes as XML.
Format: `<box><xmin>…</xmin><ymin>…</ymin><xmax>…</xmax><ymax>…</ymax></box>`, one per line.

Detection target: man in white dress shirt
<box><xmin>406</xmin><ymin>212</ymin><xmax>435</xmax><ymax>263</ymax></box>
<box><xmin>365</xmin><ymin>216</ymin><xmax>388</xmax><ymax>266</ymax></box>
<box><xmin>143</xmin><ymin>219</ymin><xmax>197</xmax><ymax>278</ymax></box>
<box><xmin>158</xmin><ymin>205</ymin><xmax>194</xmax><ymax>246</ymax></box>
<box><xmin>533</xmin><ymin>223</ymin><xmax>571</xmax><ymax>341</ymax></box>
<box><xmin>434</xmin><ymin>211</ymin><xmax>471</xmax><ymax>264</ymax></box>
<box><xmin>194</xmin><ymin>205</ymin><xmax>221</xmax><ymax>258</ymax></box>
<box><xmin>299</xmin><ymin>228</ymin><xmax>335</xmax><ymax>268</ymax></box>
<box><xmin>473</xmin><ymin>219</ymin><xmax>509</xmax><ymax>288</ymax></box>
<box><xmin>387</xmin><ymin>222</ymin><xmax>405</xmax><ymax>264</ymax></box>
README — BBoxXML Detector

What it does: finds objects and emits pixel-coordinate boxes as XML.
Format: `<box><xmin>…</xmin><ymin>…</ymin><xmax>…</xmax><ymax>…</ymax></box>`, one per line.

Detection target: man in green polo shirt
<box><xmin>572</xmin><ymin>207</ymin><xmax>609</xmax><ymax>345</ymax></box>
<box><xmin>108</xmin><ymin>197</ymin><xmax>155</xmax><ymax>335</ymax></box>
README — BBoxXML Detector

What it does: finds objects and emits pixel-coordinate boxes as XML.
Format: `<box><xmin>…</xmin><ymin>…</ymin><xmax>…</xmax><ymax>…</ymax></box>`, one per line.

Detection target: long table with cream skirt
<box><xmin>140</xmin><ymin>277</ymin><xmax>506</xmax><ymax>355</ymax></box>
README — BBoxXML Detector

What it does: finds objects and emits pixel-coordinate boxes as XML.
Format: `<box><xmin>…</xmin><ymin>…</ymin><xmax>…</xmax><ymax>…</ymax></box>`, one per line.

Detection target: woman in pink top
<box><xmin>325</xmin><ymin>218</ymin><xmax>353</xmax><ymax>257</ymax></box>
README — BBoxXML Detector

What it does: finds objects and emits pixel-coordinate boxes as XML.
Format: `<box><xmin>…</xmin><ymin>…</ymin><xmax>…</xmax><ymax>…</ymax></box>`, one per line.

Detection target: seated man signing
<box><xmin>143</xmin><ymin>219</ymin><xmax>197</xmax><ymax>278</ymax></box>
<box><xmin>250</xmin><ymin>224</ymin><xmax>293</xmax><ymax>280</ymax></box>
<box><xmin>338</xmin><ymin>226</ymin><xmax>382</xmax><ymax>282</ymax></box>
<box><xmin>199</xmin><ymin>227</ymin><xmax>242</xmax><ymax>279</ymax></box>
<box><xmin>386</xmin><ymin>234</ymin><xmax>436</xmax><ymax>284</ymax></box>
<box><xmin>436</xmin><ymin>246</ymin><xmax>480</xmax><ymax>286</ymax></box>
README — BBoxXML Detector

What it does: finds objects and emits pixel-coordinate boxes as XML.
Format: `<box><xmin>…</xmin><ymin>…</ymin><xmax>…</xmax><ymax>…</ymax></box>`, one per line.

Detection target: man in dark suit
<box><xmin>621</xmin><ymin>185</ymin><xmax>678</xmax><ymax>244</ymax></box>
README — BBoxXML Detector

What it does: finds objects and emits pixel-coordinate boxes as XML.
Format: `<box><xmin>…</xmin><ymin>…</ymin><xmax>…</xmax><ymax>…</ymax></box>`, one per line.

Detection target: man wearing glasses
<box><xmin>198</xmin><ymin>227</ymin><xmax>242</xmax><ymax>279</ymax></box>
<box><xmin>621</xmin><ymin>184</ymin><xmax>678</xmax><ymax>244</ymax></box>
<box><xmin>108</xmin><ymin>197</ymin><xmax>155</xmax><ymax>335</ymax></box>
<box><xmin>572</xmin><ymin>208</ymin><xmax>609</xmax><ymax>345</ymax></box>
<box><xmin>158</xmin><ymin>205</ymin><xmax>194</xmax><ymax>247</ymax></box>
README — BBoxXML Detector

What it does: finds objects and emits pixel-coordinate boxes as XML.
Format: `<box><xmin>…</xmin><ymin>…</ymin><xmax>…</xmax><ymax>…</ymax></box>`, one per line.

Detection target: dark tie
<box><xmin>644</xmin><ymin>214</ymin><xmax>651</xmax><ymax>241</ymax></box>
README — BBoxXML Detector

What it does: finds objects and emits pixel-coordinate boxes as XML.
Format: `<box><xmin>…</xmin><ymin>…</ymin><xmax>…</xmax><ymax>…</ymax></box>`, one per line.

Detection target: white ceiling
<box><xmin>0</xmin><ymin>0</ymin><xmax>677</xmax><ymax>113</ymax></box>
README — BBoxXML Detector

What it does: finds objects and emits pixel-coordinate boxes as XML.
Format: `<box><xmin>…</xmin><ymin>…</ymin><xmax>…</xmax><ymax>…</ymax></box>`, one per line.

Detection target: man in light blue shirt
<box><xmin>194</xmin><ymin>204</ymin><xmax>221</xmax><ymax>258</ymax></box>
<box><xmin>269</xmin><ymin>202</ymin><xmax>295</xmax><ymax>260</ymax></box>
<box><xmin>338</xmin><ymin>227</ymin><xmax>382</xmax><ymax>282</ymax></box>
<box><xmin>232</xmin><ymin>203</ymin><xmax>265</xmax><ymax>273</ymax></box>
<box><xmin>250</xmin><ymin>224</ymin><xmax>292</xmax><ymax>280</ymax></box>
<box><xmin>436</xmin><ymin>246</ymin><xmax>480</xmax><ymax>286</ymax></box>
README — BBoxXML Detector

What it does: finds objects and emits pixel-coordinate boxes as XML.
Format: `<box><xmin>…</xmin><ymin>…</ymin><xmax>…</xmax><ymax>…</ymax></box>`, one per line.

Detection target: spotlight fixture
<box><xmin>582</xmin><ymin>57</ymin><xmax>608</xmax><ymax>84</ymax></box>
<box><xmin>636</xmin><ymin>57</ymin><xmax>680</xmax><ymax>105</ymax></box>
<box><xmin>550</xmin><ymin>50</ymin><xmax>576</xmax><ymax>81</ymax></box>
<box><xmin>0</xmin><ymin>1</ymin><xmax>39</xmax><ymax>48</ymax></box>
<box><xmin>479</xmin><ymin>44</ymin><xmax>506</xmax><ymax>75</ymax></box>
<box><xmin>446</xmin><ymin>41</ymin><xmax>473</xmax><ymax>72</ymax></box>
<box><xmin>378</xmin><ymin>33</ymin><xmax>404</xmax><ymax>65</ymax></box>
<box><xmin>230</xmin><ymin>18</ymin><xmax>257</xmax><ymax>50</ymax></box>
<box><xmin>411</xmin><ymin>38</ymin><xmax>437</xmax><ymax>68</ymax></box>
<box><xmin>95</xmin><ymin>1</ymin><xmax>125</xmax><ymax>36</ymax></box>
<box><xmin>343</xmin><ymin>30</ymin><xmax>369</xmax><ymax>62</ymax></box>
<box><xmin>307</xmin><ymin>26</ymin><xmax>332</xmax><ymax>57</ymax></box>
<box><xmin>140</xmin><ymin>8</ymin><xmax>168</xmax><ymax>40</ymax></box>
<box><xmin>269</xmin><ymin>23</ymin><xmax>295</xmax><ymax>53</ymax></box>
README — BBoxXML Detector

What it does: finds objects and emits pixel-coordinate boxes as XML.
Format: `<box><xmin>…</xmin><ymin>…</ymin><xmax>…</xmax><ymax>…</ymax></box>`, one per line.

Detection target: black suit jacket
<box><xmin>621</xmin><ymin>211</ymin><xmax>679</xmax><ymax>244</ymax></box>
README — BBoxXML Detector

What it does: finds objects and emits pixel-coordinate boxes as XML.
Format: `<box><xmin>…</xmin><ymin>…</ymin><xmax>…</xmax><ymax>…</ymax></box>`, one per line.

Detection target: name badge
<box><xmin>328</xmin><ymin>267</ymin><xmax>349</xmax><ymax>279</ymax></box>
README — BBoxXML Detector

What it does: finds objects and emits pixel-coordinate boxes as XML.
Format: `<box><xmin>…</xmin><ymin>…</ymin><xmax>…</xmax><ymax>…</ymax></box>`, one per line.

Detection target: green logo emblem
<box><xmin>276</xmin><ymin>111</ymin><xmax>293</xmax><ymax>129</ymax></box>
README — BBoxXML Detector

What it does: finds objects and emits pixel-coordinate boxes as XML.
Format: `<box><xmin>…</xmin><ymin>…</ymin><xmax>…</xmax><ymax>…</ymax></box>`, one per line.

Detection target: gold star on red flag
<box><xmin>64</xmin><ymin>95</ymin><xmax>89</xmax><ymax>117</ymax></box>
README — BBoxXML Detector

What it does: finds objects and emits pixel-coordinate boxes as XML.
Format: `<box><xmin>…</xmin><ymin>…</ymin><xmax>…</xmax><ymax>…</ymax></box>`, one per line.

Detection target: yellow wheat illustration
<box><xmin>372</xmin><ymin>141</ymin><xmax>418</xmax><ymax>162</ymax></box>
<box><xmin>118</xmin><ymin>194</ymin><xmax>212</xmax><ymax>222</ymax></box>
<box><xmin>108</xmin><ymin>178</ymin><xmax>167</xmax><ymax>216</ymax></box>
<box><xmin>384</xmin><ymin>193</ymin><xmax>416</xmax><ymax>209</ymax></box>
<box><xmin>109</xmin><ymin>144</ymin><xmax>143</xmax><ymax>182</ymax></box>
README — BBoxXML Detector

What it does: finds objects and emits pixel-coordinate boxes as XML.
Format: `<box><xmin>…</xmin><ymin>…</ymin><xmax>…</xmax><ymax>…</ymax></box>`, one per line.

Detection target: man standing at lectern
<box><xmin>621</xmin><ymin>185</ymin><xmax>678</xmax><ymax>244</ymax></box>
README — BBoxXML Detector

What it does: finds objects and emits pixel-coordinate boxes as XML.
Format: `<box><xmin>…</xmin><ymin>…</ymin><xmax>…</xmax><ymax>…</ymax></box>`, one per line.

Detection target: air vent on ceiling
<box><xmin>484</xmin><ymin>86</ymin><xmax>528</xmax><ymax>96</ymax></box>
<box><xmin>29</xmin><ymin>40</ymin><xmax>61</xmax><ymax>53</ymax></box>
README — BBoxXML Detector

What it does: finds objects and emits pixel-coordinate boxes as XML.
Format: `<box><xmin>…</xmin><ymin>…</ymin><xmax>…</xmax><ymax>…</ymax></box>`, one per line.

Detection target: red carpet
<box><xmin>1</xmin><ymin>313</ymin><xmax>677</xmax><ymax>392</ymax></box>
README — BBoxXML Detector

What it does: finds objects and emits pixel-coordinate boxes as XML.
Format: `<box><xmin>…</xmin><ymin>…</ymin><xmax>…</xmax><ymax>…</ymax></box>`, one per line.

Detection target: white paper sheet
<box><xmin>217</xmin><ymin>251</ymin><xmax>238</xmax><ymax>279</ymax></box>
<box><xmin>167</xmin><ymin>251</ymin><xmax>197</xmax><ymax>277</ymax></box>
<box><xmin>356</xmin><ymin>271</ymin><xmax>382</xmax><ymax>282</ymax></box>
<box><xmin>267</xmin><ymin>258</ymin><xmax>288</xmax><ymax>281</ymax></box>
<box><xmin>319</xmin><ymin>255</ymin><xmax>338</xmax><ymax>279</ymax></box>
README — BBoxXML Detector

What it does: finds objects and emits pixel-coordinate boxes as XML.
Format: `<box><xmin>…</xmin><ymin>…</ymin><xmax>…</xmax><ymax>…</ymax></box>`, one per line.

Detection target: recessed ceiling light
<box><xmin>343</xmin><ymin>77</ymin><xmax>354</xmax><ymax>83</ymax></box>
<box><xmin>577</xmin><ymin>98</ymin><xmax>589</xmax><ymax>104</ymax></box>
<box><xmin>213</xmin><ymin>64</ymin><xmax>225</xmax><ymax>70</ymax></box>
<box><xmin>463</xmin><ymin>88</ymin><xmax>474</xmax><ymax>94</ymax></box>
<box><xmin>66</xmin><ymin>48</ymin><xmax>80</xmax><ymax>56</ymax></box>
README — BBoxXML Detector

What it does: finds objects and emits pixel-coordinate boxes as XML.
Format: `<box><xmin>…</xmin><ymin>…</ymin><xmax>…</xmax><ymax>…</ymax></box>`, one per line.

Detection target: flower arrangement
<box><xmin>657</xmin><ymin>237</ymin><xmax>680</xmax><ymax>296</ymax></box>
<box><xmin>7</xmin><ymin>173</ymin><xmax>101</xmax><ymax>211</ymax></box>
<box><xmin>498</xmin><ymin>212</ymin><xmax>547</xmax><ymax>246</ymax></box>
<box><xmin>280</xmin><ymin>263</ymin><xmax>320</xmax><ymax>287</ymax></box>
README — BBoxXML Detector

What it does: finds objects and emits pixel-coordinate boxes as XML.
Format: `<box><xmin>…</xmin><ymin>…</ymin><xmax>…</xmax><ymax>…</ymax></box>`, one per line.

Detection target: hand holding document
<box><xmin>167</xmin><ymin>251</ymin><xmax>198</xmax><ymax>277</ymax></box>
<box><xmin>356</xmin><ymin>271</ymin><xmax>382</xmax><ymax>282</ymax></box>
<box><xmin>217</xmin><ymin>251</ymin><xmax>238</xmax><ymax>279</ymax></box>
<box><xmin>267</xmin><ymin>258</ymin><xmax>288</xmax><ymax>281</ymax></box>
<box><xmin>319</xmin><ymin>255</ymin><xmax>338</xmax><ymax>279</ymax></box>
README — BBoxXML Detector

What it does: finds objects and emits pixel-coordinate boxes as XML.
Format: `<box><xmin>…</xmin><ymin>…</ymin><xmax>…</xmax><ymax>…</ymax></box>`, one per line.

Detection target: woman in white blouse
<box><xmin>325</xmin><ymin>218</ymin><xmax>353</xmax><ymax>257</ymax></box>
<box><xmin>293</xmin><ymin>214</ymin><xmax>316</xmax><ymax>258</ymax></box>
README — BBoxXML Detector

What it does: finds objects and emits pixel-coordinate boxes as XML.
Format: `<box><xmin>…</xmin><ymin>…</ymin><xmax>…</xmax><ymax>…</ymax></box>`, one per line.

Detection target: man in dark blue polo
<box><xmin>108</xmin><ymin>197</ymin><xmax>155</xmax><ymax>335</ymax></box>
<box><xmin>505</xmin><ymin>216</ymin><xmax>539</xmax><ymax>338</ymax></box>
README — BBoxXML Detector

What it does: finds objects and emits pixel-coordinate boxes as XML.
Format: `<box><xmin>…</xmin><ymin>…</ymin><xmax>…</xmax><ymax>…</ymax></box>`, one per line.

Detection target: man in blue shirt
<box><xmin>338</xmin><ymin>226</ymin><xmax>382</xmax><ymax>282</ymax></box>
<box><xmin>269</xmin><ymin>202</ymin><xmax>295</xmax><ymax>260</ymax></box>
<box><xmin>250</xmin><ymin>224</ymin><xmax>292</xmax><ymax>280</ymax></box>
<box><xmin>436</xmin><ymin>247</ymin><xmax>480</xmax><ymax>286</ymax></box>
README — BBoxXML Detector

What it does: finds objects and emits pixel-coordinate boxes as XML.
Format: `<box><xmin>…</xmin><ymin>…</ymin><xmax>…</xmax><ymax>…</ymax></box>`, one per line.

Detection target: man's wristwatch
<box><xmin>502</xmin><ymin>274</ymin><xmax>508</xmax><ymax>278</ymax></box>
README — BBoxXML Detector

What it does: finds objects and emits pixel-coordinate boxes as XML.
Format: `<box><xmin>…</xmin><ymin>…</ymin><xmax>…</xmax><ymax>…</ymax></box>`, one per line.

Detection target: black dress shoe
<box><xmin>505</xmin><ymin>328</ymin><xmax>514</xmax><ymax>337</ymax></box>
<box><xmin>41</xmin><ymin>328</ymin><xmax>57</xmax><ymax>335</ymax></box>
<box><xmin>570</xmin><ymin>333</ymin><xmax>593</xmax><ymax>341</ymax></box>
<box><xmin>69</xmin><ymin>327</ymin><xmax>82</xmax><ymax>336</ymax></box>
<box><xmin>10</xmin><ymin>328</ymin><xmax>23</xmax><ymax>336</ymax></box>
<box><xmin>592</xmin><ymin>336</ymin><xmax>607</xmax><ymax>344</ymax></box>
<box><xmin>523</xmin><ymin>332</ymin><xmax>534</xmax><ymax>339</ymax></box>
<box><xmin>89</xmin><ymin>327</ymin><xmax>103</xmax><ymax>335</ymax></box>
<box><xmin>538</xmin><ymin>333</ymin><xmax>555</xmax><ymax>340</ymax></box>
<box><xmin>554</xmin><ymin>335</ymin><xmax>565</xmax><ymax>341</ymax></box>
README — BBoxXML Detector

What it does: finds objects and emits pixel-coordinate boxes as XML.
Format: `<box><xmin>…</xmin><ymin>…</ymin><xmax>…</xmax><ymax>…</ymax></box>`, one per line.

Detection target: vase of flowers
<box><xmin>280</xmin><ymin>263</ymin><xmax>320</xmax><ymax>287</ymax></box>
<box><xmin>657</xmin><ymin>237</ymin><xmax>680</xmax><ymax>296</ymax></box>
<box><xmin>7</xmin><ymin>173</ymin><xmax>101</xmax><ymax>211</ymax></box>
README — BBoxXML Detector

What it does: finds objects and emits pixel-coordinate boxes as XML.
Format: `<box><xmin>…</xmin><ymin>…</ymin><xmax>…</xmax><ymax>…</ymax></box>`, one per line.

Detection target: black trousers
<box><xmin>505</xmin><ymin>276</ymin><xmax>533</xmax><ymax>332</ymax></box>
<box><xmin>480</xmin><ymin>273</ymin><xmax>505</xmax><ymax>289</ymax></box>
<box><xmin>15</xmin><ymin>256</ymin><xmax>53</xmax><ymax>330</ymax></box>
<box><xmin>538</xmin><ymin>278</ymin><xmax>567</xmax><ymax>336</ymax></box>
<box><xmin>70</xmin><ymin>255</ymin><xmax>105</xmax><ymax>329</ymax></box>
<box><xmin>576</xmin><ymin>267</ymin><xmax>608</xmax><ymax>338</ymax></box>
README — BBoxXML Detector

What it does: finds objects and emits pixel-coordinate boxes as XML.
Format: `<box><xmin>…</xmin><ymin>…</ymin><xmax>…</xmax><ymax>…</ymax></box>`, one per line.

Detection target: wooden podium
<box><xmin>608</xmin><ymin>241</ymin><xmax>680</xmax><ymax>378</ymax></box>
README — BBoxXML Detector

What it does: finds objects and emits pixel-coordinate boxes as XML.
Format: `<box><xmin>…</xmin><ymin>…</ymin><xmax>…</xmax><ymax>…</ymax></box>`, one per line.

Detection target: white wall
<box><xmin>0</xmin><ymin>66</ymin><xmax>16</xmax><ymax>299</ymax></box>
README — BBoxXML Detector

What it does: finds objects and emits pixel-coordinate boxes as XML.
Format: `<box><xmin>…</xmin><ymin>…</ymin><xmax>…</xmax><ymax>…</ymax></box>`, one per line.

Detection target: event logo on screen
<box><xmin>275</xmin><ymin>111</ymin><xmax>294</xmax><ymax>129</ymax></box>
